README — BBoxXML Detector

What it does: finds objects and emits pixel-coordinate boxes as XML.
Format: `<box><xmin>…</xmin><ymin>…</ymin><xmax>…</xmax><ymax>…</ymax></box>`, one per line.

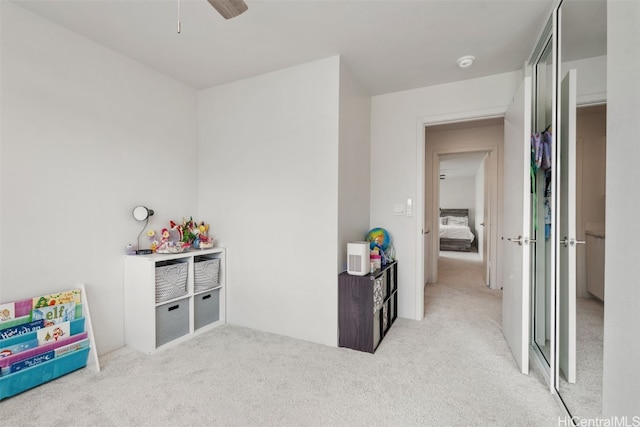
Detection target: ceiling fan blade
<box><xmin>206</xmin><ymin>0</ymin><xmax>248</xmax><ymax>20</ymax></box>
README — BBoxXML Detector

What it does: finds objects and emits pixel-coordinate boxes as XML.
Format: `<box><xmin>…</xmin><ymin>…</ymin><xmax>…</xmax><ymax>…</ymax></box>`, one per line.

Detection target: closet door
<box><xmin>557</xmin><ymin>68</ymin><xmax>578</xmax><ymax>384</ymax></box>
<box><xmin>501</xmin><ymin>76</ymin><xmax>532</xmax><ymax>375</ymax></box>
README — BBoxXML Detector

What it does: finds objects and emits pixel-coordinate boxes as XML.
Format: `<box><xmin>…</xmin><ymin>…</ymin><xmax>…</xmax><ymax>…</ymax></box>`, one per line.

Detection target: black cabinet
<box><xmin>338</xmin><ymin>261</ymin><xmax>398</xmax><ymax>353</ymax></box>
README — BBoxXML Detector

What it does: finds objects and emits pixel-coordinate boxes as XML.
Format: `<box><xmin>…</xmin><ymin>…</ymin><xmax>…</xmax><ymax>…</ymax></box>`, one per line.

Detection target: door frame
<box><xmin>415</xmin><ymin>106</ymin><xmax>508</xmax><ymax>319</ymax></box>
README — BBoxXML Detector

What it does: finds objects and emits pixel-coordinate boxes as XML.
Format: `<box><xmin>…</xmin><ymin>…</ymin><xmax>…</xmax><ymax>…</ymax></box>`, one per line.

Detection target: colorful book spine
<box><xmin>0</xmin><ymin>319</ymin><xmax>45</xmax><ymax>340</ymax></box>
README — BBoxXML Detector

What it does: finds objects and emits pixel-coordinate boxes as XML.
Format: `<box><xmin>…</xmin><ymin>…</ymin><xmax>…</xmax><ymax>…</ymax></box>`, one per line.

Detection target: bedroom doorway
<box><xmin>424</xmin><ymin>118</ymin><xmax>504</xmax><ymax>290</ymax></box>
<box><xmin>439</xmin><ymin>153</ymin><xmax>488</xmax><ymax>283</ymax></box>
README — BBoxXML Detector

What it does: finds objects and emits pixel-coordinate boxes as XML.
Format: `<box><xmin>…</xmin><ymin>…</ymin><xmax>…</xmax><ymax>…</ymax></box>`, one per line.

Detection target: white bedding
<box><xmin>439</xmin><ymin>224</ymin><xmax>475</xmax><ymax>242</ymax></box>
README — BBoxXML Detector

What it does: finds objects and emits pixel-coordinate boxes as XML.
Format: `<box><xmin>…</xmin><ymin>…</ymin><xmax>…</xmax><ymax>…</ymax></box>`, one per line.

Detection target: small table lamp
<box><xmin>132</xmin><ymin>205</ymin><xmax>154</xmax><ymax>254</ymax></box>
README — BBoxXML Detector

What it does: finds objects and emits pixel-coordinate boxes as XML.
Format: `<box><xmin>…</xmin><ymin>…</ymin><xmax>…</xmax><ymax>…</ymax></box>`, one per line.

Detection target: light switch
<box><xmin>406</xmin><ymin>198</ymin><xmax>413</xmax><ymax>216</ymax></box>
<box><xmin>393</xmin><ymin>204</ymin><xmax>405</xmax><ymax>216</ymax></box>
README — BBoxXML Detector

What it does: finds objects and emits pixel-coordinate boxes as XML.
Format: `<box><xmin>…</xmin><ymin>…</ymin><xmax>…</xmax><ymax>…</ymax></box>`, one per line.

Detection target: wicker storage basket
<box><xmin>155</xmin><ymin>260</ymin><xmax>188</xmax><ymax>303</ymax></box>
<box><xmin>194</xmin><ymin>258</ymin><xmax>220</xmax><ymax>292</ymax></box>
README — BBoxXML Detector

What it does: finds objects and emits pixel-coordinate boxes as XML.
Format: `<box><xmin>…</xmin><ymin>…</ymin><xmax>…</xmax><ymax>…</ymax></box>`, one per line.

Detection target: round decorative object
<box><xmin>367</xmin><ymin>228</ymin><xmax>391</xmax><ymax>251</ymax></box>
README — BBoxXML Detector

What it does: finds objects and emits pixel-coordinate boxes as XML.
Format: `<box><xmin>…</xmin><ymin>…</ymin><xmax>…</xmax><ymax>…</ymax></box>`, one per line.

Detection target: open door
<box><xmin>558</xmin><ymin>69</ymin><xmax>577</xmax><ymax>383</ymax></box>
<box><xmin>502</xmin><ymin>76</ymin><xmax>532</xmax><ymax>374</ymax></box>
<box><xmin>482</xmin><ymin>153</ymin><xmax>491</xmax><ymax>285</ymax></box>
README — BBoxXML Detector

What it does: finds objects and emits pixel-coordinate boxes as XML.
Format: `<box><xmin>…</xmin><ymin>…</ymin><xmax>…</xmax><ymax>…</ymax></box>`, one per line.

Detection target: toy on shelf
<box><xmin>367</xmin><ymin>228</ymin><xmax>395</xmax><ymax>267</ymax></box>
<box><xmin>146</xmin><ymin>217</ymin><xmax>215</xmax><ymax>253</ymax></box>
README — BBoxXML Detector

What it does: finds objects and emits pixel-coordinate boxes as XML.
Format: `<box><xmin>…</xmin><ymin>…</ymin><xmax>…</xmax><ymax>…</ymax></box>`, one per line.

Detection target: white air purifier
<box><xmin>347</xmin><ymin>242</ymin><xmax>370</xmax><ymax>276</ymax></box>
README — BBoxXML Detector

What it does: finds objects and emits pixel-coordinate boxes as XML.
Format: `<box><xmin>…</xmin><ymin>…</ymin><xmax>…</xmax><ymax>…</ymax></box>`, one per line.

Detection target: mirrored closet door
<box><xmin>529</xmin><ymin>0</ymin><xmax>607</xmax><ymax>420</ymax></box>
<box><xmin>556</xmin><ymin>0</ymin><xmax>606</xmax><ymax>419</ymax></box>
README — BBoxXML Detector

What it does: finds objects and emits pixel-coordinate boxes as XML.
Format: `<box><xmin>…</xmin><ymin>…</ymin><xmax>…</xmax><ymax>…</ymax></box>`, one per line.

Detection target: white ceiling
<box><xmin>11</xmin><ymin>0</ymin><xmax>558</xmax><ymax>96</ymax></box>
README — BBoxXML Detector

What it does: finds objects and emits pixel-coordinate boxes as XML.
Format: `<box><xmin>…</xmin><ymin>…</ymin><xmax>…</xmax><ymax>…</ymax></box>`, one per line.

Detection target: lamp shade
<box><xmin>132</xmin><ymin>206</ymin><xmax>154</xmax><ymax>221</ymax></box>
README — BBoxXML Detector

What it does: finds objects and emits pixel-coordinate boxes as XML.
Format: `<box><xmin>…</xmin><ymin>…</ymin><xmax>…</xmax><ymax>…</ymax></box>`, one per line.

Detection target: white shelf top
<box><xmin>125</xmin><ymin>247</ymin><xmax>225</xmax><ymax>262</ymax></box>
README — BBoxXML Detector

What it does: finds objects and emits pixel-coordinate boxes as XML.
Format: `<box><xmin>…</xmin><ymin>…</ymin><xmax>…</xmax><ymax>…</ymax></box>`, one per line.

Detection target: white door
<box><xmin>558</xmin><ymin>69</ymin><xmax>577</xmax><ymax>383</ymax></box>
<box><xmin>483</xmin><ymin>154</ymin><xmax>491</xmax><ymax>285</ymax></box>
<box><xmin>502</xmin><ymin>76</ymin><xmax>532</xmax><ymax>375</ymax></box>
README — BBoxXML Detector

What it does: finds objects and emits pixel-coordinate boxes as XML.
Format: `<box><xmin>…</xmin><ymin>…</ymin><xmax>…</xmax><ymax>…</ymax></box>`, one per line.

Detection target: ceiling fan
<box><xmin>177</xmin><ymin>0</ymin><xmax>247</xmax><ymax>33</ymax></box>
<box><xmin>206</xmin><ymin>0</ymin><xmax>248</xmax><ymax>19</ymax></box>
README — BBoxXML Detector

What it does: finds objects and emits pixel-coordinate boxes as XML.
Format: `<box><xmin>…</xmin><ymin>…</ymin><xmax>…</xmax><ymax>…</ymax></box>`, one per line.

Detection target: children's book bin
<box><xmin>0</xmin><ymin>286</ymin><xmax>99</xmax><ymax>400</ymax></box>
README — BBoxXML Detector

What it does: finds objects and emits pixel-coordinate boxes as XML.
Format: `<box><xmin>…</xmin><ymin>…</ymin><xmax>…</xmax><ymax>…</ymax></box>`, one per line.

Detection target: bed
<box><xmin>439</xmin><ymin>208</ymin><xmax>475</xmax><ymax>252</ymax></box>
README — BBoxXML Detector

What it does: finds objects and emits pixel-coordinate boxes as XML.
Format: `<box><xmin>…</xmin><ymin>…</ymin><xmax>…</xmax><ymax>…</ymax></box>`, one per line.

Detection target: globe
<box><xmin>367</xmin><ymin>228</ymin><xmax>390</xmax><ymax>251</ymax></box>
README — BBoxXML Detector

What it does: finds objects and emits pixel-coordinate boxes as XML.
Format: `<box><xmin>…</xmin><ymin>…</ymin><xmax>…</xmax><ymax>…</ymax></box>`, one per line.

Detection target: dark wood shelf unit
<box><xmin>338</xmin><ymin>261</ymin><xmax>398</xmax><ymax>353</ymax></box>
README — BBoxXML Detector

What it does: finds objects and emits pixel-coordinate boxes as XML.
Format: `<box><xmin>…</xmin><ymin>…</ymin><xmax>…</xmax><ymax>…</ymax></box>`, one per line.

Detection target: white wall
<box><xmin>371</xmin><ymin>72</ymin><xmax>518</xmax><ymax>319</ymax></box>
<box><xmin>562</xmin><ymin>55</ymin><xmax>607</xmax><ymax>105</ymax></box>
<box><xmin>440</xmin><ymin>176</ymin><xmax>476</xmax><ymax>224</ymax></box>
<box><xmin>0</xmin><ymin>3</ymin><xmax>199</xmax><ymax>355</ymax></box>
<box><xmin>338</xmin><ymin>61</ymin><xmax>371</xmax><ymax>272</ymax></box>
<box><xmin>603</xmin><ymin>0</ymin><xmax>640</xmax><ymax>417</ymax></box>
<box><xmin>198</xmin><ymin>56</ymin><xmax>342</xmax><ymax>347</ymax></box>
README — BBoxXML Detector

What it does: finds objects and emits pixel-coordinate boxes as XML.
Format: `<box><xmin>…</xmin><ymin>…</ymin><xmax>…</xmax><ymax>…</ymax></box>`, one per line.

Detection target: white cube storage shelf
<box><xmin>124</xmin><ymin>248</ymin><xmax>225</xmax><ymax>354</ymax></box>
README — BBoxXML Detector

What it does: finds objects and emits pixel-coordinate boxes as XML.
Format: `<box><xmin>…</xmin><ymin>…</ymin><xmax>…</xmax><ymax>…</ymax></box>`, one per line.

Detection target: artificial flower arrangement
<box><xmin>148</xmin><ymin>217</ymin><xmax>214</xmax><ymax>253</ymax></box>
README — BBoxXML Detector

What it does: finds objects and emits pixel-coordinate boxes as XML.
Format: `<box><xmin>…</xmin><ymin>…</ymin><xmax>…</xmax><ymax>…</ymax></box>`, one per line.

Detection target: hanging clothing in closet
<box><xmin>532</xmin><ymin>129</ymin><xmax>553</xmax><ymax>172</ymax></box>
<box><xmin>531</xmin><ymin>129</ymin><xmax>553</xmax><ymax>239</ymax></box>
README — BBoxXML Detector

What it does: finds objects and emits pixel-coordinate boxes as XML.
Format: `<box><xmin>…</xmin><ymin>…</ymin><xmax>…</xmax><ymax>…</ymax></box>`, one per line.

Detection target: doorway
<box><xmin>424</xmin><ymin>118</ymin><xmax>504</xmax><ymax>290</ymax></box>
<box><xmin>439</xmin><ymin>152</ymin><xmax>487</xmax><ymax>278</ymax></box>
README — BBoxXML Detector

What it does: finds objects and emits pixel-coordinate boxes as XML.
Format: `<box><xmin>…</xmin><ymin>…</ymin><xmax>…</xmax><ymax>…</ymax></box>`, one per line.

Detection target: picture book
<box><xmin>0</xmin><ymin>302</ymin><xmax>15</xmax><ymax>324</ymax></box>
<box><xmin>8</xmin><ymin>350</ymin><xmax>55</xmax><ymax>374</ymax></box>
<box><xmin>0</xmin><ymin>319</ymin><xmax>45</xmax><ymax>340</ymax></box>
<box><xmin>36</xmin><ymin>321</ymin><xmax>70</xmax><ymax>345</ymax></box>
<box><xmin>0</xmin><ymin>338</ymin><xmax>39</xmax><ymax>359</ymax></box>
<box><xmin>32</xmin><ymin>289</ymin><xmax>81</xmax><ymax>310</ymax></box>
<box><xmin>32</xmin><ymin>302</ymin><xmax>76</xmax><ymax>327</ymax></box>
<box><xmin>54</xmin><ymin>338</ymin><xmax>89</xmax><ymax>358</ymax></box>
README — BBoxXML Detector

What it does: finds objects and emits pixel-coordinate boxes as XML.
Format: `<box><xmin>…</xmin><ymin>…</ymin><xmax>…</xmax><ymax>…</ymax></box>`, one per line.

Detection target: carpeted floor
<box><xmin>557</xmin><ymin>296</ymin><xmax>604</xmax><ymax>419</ymax></box>
<box><xmin>1</xmin><ymin>253</ymin><xmax>565</xmax><ymax>426</ymax></box>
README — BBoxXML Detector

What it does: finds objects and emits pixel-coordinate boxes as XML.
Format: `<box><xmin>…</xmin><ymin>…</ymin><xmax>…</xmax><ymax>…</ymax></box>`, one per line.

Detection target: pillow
<box><xmin>440</xmin><ymin>217</ymin><xmax>448</xmax><ymax>225</ymax></box>
<box><xmin>447</xmin><ymin>216</ymin><xmax>468</xmax><ymax>226</ymax></box>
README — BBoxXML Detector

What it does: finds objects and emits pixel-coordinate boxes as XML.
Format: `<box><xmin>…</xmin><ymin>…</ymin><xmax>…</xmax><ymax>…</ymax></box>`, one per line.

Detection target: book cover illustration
<box><xmin>0</xmin><ymin>302</ymin><xmax>15</xmax><ymax>324</ymax></box>
<box><xmin>32</xmin><ymin>302</ymin><xmax>76</xmax><ymax>327</ymax></box>
<box><xmin>0</xmin><ymin>319</ymin><xmax>45</xmax><ymax>340</ymax></box>
<box><xmin>8</xmin><ymin>350</ymin><xmax>55</xmax><ymax>374</ymax></box>
<box><xmin>32</xmin><ymin>289</ymin><xmax>81</xmax><ymax>309</ymax></box>
<box><xmin>36</xmin><ymin>322</ymin><xmax>70</xmax><ymax>345</ymax></box>
<box><xmin>0</xmin><ymin>338</ymin><xmax>39</xmax><ymax>359</ymax></box>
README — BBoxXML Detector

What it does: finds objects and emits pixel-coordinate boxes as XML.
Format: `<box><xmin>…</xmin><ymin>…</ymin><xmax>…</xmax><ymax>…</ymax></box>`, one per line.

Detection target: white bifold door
<box><xmin>501</xmin><ymin>76</ymin><xmax>532</xmax><ymax>375</ymax></box>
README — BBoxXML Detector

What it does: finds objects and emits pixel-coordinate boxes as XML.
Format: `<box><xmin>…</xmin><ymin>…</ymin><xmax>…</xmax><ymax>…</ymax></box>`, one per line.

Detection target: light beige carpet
<box><xmin>1</xmin><ymin>253</ymin><xmax>564</xmax><ymax>426</ymax></box>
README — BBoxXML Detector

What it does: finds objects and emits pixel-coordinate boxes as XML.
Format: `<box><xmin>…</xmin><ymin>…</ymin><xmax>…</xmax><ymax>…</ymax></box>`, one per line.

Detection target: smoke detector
<box><xmin>457</xmin><ymin>55</ymin><xmax>475</xmax><ymax>69</ymax></box>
